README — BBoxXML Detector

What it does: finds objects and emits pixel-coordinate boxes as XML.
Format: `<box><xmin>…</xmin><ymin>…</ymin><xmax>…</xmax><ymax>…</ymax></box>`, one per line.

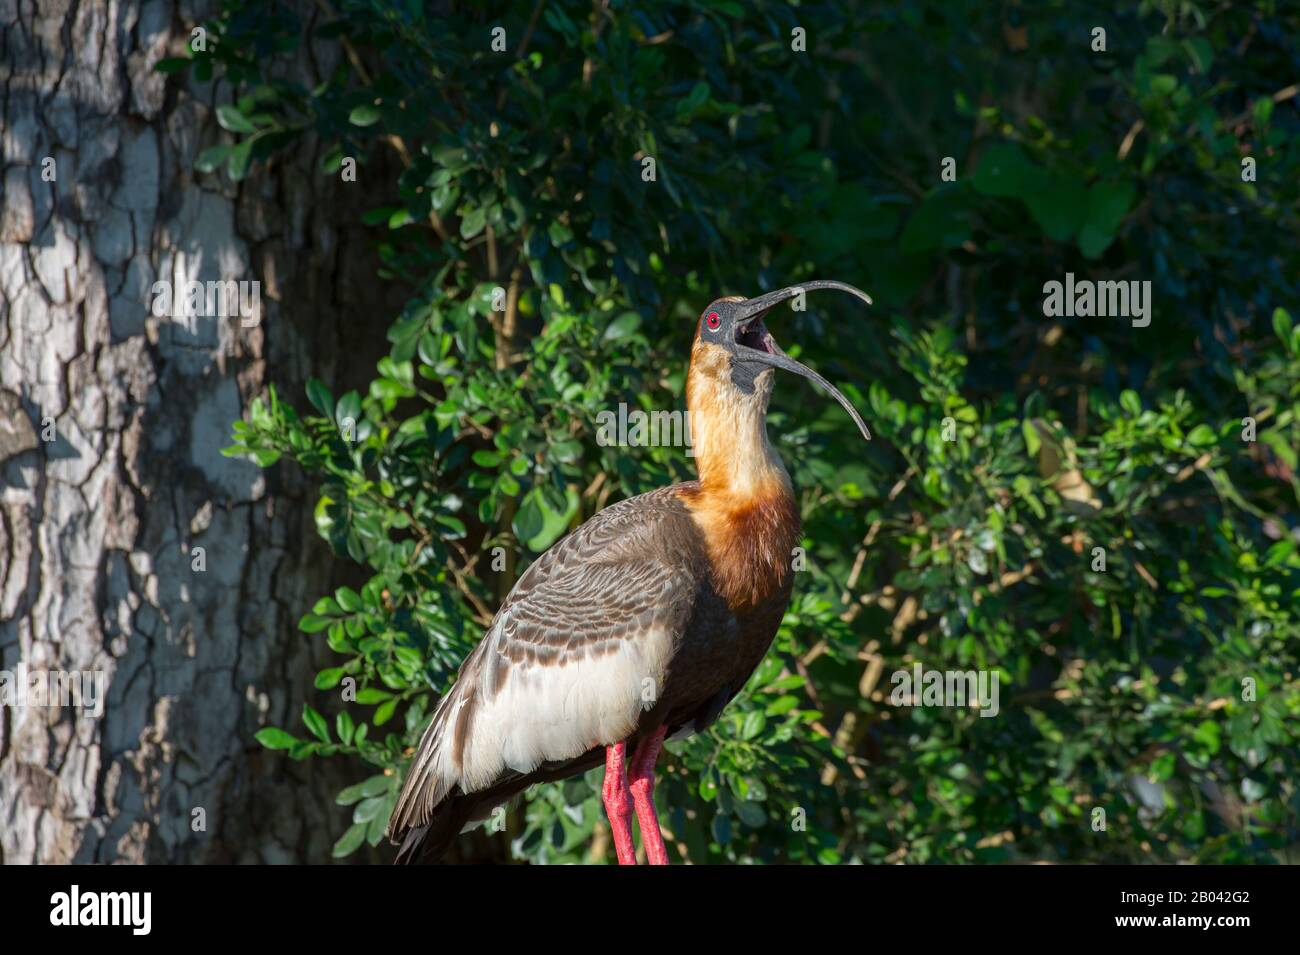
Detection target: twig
<box><xmin>1117</xmin><ymin>119</ymin><xmax>1145</xmax><ymax>161</ymax></box>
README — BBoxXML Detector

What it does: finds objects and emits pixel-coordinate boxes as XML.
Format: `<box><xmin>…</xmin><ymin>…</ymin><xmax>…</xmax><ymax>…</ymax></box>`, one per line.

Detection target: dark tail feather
<box><xmin>390</xmin><ymin>746</ymin><xmax>610</xmax><ymax>863</ymax></box>
<box><xmin>393</xmin><ymin>796</ymin><xmax>475</xmax><ymax>865</ymax></box>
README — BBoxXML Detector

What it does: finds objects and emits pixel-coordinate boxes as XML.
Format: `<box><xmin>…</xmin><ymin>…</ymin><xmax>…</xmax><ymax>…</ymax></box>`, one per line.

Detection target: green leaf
<box><xmin>971</xmin><ymin>143</ymin><xmax>1039</xmax><ymax>198</ymax></box>
<box><xmin>227</xmin><ymin>138</ymin><xmax>255</xmax><ymax>181</ymax></box>
<box><xmin>515</xmin><ymin>486</ymin><xmax>578</xmax><ymax>552</ymax></box>
<box><xmin>1193</xmin><ymin>720</ymin><xmax>1221</xmax><ymax>755</ymax></box>
<box><xmin>603</xmin><ymin>311</ymin><xmax>642</xmax><ymax>341</ymax></box>
<box><xmin>320</xmin><ymin>147</ymin><xmax>345</xmax><ymax>175</ymax></box>
<box><xmin>513</xmin><ymin>489</ymin><xmax>545</xmax><ymax>543</ymax></box>
<box><xmin>676</xmin><ymin>81</ymin><xmax>711</xmax><ymax>119</ymax></box>
<box><xmin>735</xmin><ymin>799</ymin><xmax>767</xmax><ymax>828</ymax></box>
<box><xmin>900</xmin><ymin>185</ymin><xmax>973</xmax><ymax>253</ymax></box>
<box><xmin>550</xmin><ymin>439</ymin><xmax>582</xmax><ymax>464</ymax></box>
<box><xmin>287</xmin><ymin>740</ymin><xmax>319</xmax><ymax>761</ymax></box>
<box><xmin>332</xmin><ymin>822</ymin><xmax>367</xmax><ymax>858</ymax></box>
<box><xmin>740</xmin><ymin>711</ymin><xmax>766</xmax><ymax>740</ymax></box>
<box><xmin>1078</xmin><ymin>180</ymin><xmax>1136</xmax><ymax>258</ymax></box>
<box><xmin>362</xmin><ymin>206</ymin><xmax>398</xmax><ymax>226</ymax></box>
<box><xmin>1272</xmin><ymin>308</ymin><xmax>1293</xmax><ymax>349</ymax></box>
<box><xmin>1021</xmin><ymin>419</ymin><xmax>1041</xmax><ymax>457</ymax></box>
<box><xmin>216</xmin><ymin>104</ymin><xmax>257</xmax><ymax>134</ymax></box>
<box><xmin>313</xmin><ymin>596</ymin><xmax>341</xmax><ymax>616</ymax></box>
<box><xmin>366</xmin><ymin>809</ymin><xmax>389</xmax><ymax>847</ymax></box>
<box><xmin>303</xmin><ymin>704</ymin><xmax>331</xmax><ymax>743</ymax></box>
<box><xmin>349</xmin><ymin>104</ymin><xmax>382</xmax><ymax>127</ymax></box>
<box><xmin>547</xmin><ymin>221</ymin><xmax>574</xmax><ymax>247</ymax></box>
<box><xmin>254</xmin><ymin>727</ymin><xmax>299</xmax><ymax>750</ymax></box>
<box><xmin>1149</xmin><ymin>750</ymin><xmax>1176</xmax><ymax>782</ymax></box>
<box><xmin>315</xmin><ymin>667</ymin><xmax>345</xmax><ymax>690</ymax></box>
<box><xmin>353</xmin><ymin>795</ymin><xmax>387</xmax><ymax>824</ymax></box>
<box><xmin>1087</xmin><ymin>181</ymin><xmax>1138</xmax><ymax>234</ymax></box>
<box><xmin>336</xmin><ymin>711</ymin><xmax>355</xmax><ymax>745</ymax></box>
<box><xmin>459</xmin><ymin>205</ymin><xmax>486</xmax><ymax>239</ymax></box>
<box><xmin>337</xmin><ymin>775</ymin><xmax>391</xmax><ymax>805</ymax></box>
<box><xmin>335</xmin><ymin>391</ymin><xmax>362</xmax><ymax>433</ymax></box>
<box><xmin>1150</xmin><ymin>74</ymin><xmax>1178</xmax><ymax>96</ymax></box>
<box><xmin>335</xmin><ymin>586</ymin><xmax>363</xmax><ymax>612</ymax></box>
<box><xmin>1183</xmin><ymin>37</ymin><xmax>1213</xmax><ymax>73</ymax></box>
<box><xmin>436</xmin><ymin>514</ymin><xmax>467</xmax><ymax>539</ymax></box>
<box><xmin>1253</xmin><ymin>97</ymin><xmax>1273</xmax><ymax>127</ymax></box>
<box><xmin>699</xmin><ymin>776</ymin><xmax>718</xmax><ymax>801</ymax></box>
<box><xmin>299</xmin><ymin>613</ymin><xmax>332</xmax><ymax>633</ymax></box>
<box><xmin>194</xmin><ymin>145</ymin><xmax>232</xmax><ymax>174</ymax></box>
<box><xmin>307</xmin><ymin>378</ymin><xmax>335</xmax><ymax>416</ymax></box>
<box><xmin>1024</xmin><ymin>174</ymin><xmax>1087</xmax><ymax>242</ymax></box>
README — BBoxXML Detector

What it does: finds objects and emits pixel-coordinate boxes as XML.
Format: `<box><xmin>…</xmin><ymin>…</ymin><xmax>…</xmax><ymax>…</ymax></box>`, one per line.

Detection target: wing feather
<box><xmin>388</xmin><ymin>487</ymin><xmax>711</xmax><ymax>838</ymax></box>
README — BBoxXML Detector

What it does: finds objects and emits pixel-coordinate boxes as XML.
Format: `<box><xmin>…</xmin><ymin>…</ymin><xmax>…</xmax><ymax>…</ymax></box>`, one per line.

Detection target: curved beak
<box><xmin>734</xmin><ymin>280</ymin><xmax>874</xmax><ymax>441</ymax></box>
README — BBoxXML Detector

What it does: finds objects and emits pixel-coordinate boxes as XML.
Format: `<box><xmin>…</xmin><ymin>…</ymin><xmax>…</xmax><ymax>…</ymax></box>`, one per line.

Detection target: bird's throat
<box><xmin>682</xmin><ymin>354</ymin><xmax>801</xmax><ymax>613</ymax></box>
<box><xmin>685</xmin><ymin>345</ymin><xmax>788</xmax><ymax>497</ymax></box>
<box><xmin>691</xmin><ymin>398</ymin><xmax>787</xmax><ymax>497</ymax></box>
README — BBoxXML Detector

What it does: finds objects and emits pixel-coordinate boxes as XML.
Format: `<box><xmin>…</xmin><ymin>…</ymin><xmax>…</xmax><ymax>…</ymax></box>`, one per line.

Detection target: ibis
<box><xmin>388</xmin><ymin>280</ymin><xmax>873</xmax><ymax>863</ymax></box>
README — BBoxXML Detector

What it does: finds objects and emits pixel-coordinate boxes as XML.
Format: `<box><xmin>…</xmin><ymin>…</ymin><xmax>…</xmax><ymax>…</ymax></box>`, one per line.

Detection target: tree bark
<box><xmin>0</xmin><ymin>0</ymin><xmax>397</xmax><ymax>862</ymax></box>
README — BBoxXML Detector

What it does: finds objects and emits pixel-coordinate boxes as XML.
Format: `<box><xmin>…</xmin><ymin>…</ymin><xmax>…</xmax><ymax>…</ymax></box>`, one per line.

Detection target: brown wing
<box><xmin>387</xmin><ymin>485</ymin><xmax>729</xmax><ymax>851</ymax></box>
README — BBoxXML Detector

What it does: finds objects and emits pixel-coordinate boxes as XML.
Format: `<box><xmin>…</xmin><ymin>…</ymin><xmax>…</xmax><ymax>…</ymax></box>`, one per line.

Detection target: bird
<box><xmin>387</xmin><ymin>280</ymin><xmax>873</xmax><ymax>864</ymax></box>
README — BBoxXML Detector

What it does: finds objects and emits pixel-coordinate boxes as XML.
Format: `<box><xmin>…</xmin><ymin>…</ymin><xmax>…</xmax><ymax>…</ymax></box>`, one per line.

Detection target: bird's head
<box><xmin>688</xmin><ymin>280</ymin><xmax>874</xmax><ymax>442</ymax></box>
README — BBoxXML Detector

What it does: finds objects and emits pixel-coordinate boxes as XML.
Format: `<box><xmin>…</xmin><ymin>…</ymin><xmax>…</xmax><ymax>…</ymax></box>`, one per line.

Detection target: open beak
<box><xmin>733</xmin><ymin>280</ymin><xmax>874</xmax><ymax>441</ymax></box>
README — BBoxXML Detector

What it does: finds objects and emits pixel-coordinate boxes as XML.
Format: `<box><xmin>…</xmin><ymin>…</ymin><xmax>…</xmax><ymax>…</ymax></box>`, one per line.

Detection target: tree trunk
<box><xmin>0</xmin><ymin>0</ymin><xmax>396</xmax><ymax>862</ymax></box>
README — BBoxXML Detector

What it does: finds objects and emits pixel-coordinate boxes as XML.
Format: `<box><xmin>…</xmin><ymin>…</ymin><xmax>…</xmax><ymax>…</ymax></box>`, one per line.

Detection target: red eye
<box><xmin>705</xmin><ymin>311</ymin><xmax>721</xmax><ymax>330</ymax></box>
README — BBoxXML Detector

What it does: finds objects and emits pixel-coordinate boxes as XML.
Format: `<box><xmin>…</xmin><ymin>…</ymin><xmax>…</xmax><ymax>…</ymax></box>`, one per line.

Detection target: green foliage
<box><xmin>189</xmin><ymin>0</ymin><xmax>1300</xmax><ymax>862</ymax></box>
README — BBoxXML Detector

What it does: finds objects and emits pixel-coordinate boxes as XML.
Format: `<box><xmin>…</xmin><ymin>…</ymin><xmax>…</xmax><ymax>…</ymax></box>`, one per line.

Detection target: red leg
<box><xmin>628</xmin><ymin>727</ymin><xmax>670</xmax><ymax>865</ymax></box>
<box><xmin>601</xmin><ymin>742</ymin><xmax>637</xmax><ymax>865</ymax></box>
